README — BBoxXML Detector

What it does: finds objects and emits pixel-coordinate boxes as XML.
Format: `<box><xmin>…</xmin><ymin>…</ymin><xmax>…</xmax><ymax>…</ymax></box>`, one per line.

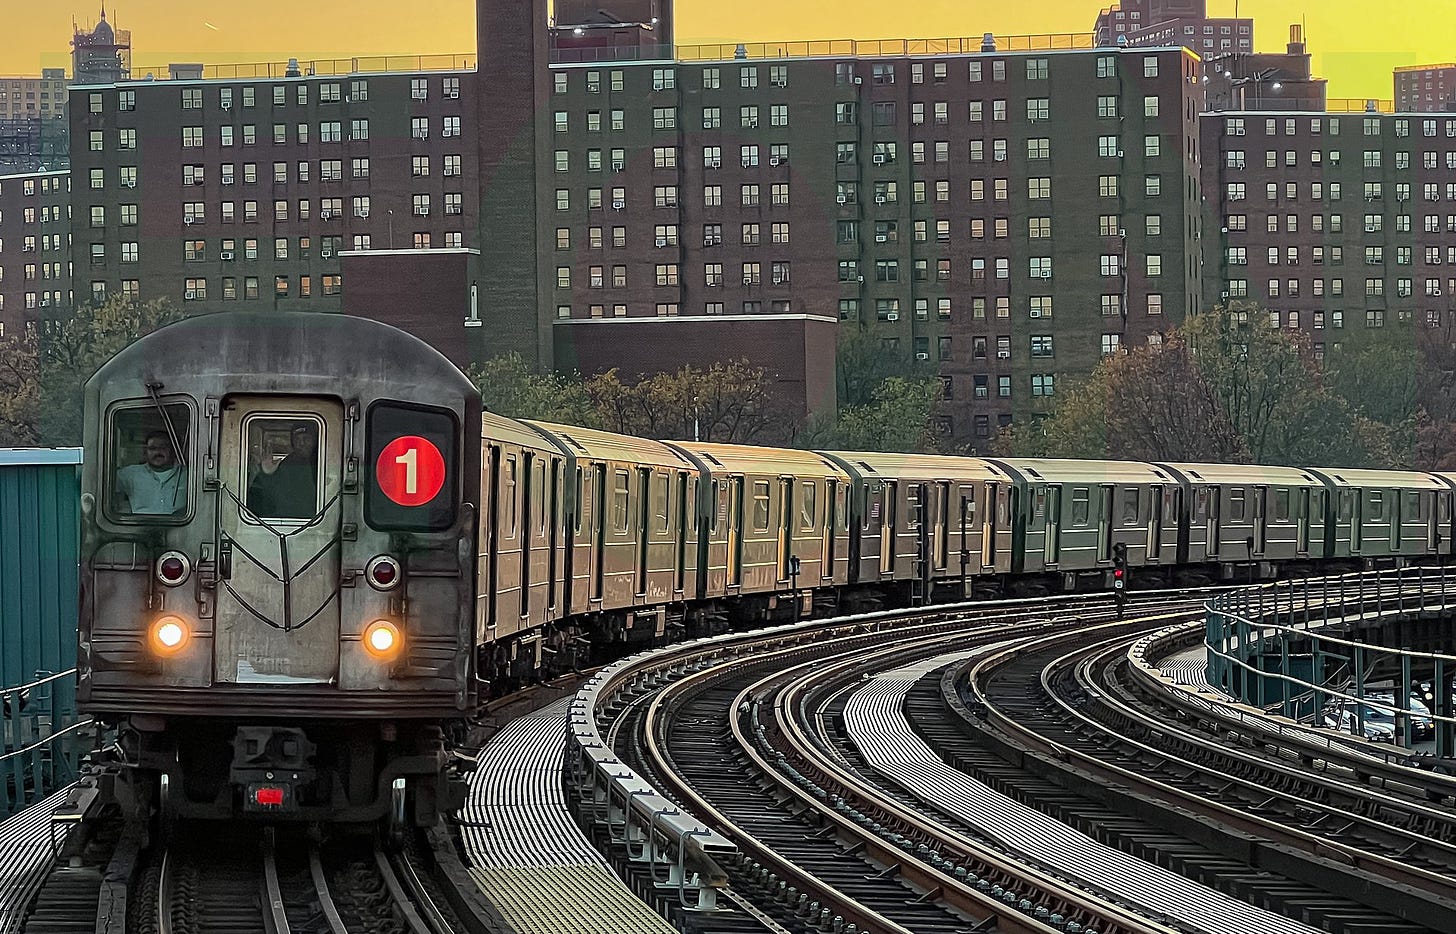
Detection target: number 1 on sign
<box><xmin>395</xmin><ymin>447</ymin><xmax>418</xmax><ymax>495</ymax></box>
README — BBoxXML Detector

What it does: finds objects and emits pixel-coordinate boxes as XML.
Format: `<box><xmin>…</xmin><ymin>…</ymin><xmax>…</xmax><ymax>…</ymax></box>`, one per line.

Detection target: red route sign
<box><xmin>376</xmin><ymin>435</ymin><xmax>446</xmax><ymax>507</ymax></box>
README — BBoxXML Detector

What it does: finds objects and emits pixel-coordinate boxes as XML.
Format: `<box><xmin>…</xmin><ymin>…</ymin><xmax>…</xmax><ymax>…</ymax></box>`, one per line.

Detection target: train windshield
<box><xmin>243</xmin><ymin>415</ymin><xmax>324</xmax><ymax>521</ymax></box>
<box><xmin>107</xmin><ymin>403</ymin><xmax>192</xmax><ymax>521</ymax></box>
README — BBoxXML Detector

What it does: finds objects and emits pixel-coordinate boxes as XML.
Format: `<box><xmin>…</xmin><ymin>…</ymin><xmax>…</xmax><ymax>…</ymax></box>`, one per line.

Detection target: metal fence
<box><xmin>550</xmin><ymin>33</ymin><xmax>1097</xmax><ymax>65</ymax></box>
<box><xmin>0</xmin><ymin>449</ymin><xmax>84</xmax><ymax>820</ymax></box>
<box><xmin>127</xmin><ymin>53</ymin><xmax>475</xmax><ymax>81</ymax></box>
<box><xmin>1204</xmin><ymin>566</ymin><xmax>1456</xmax><ymax>756</ymax></box>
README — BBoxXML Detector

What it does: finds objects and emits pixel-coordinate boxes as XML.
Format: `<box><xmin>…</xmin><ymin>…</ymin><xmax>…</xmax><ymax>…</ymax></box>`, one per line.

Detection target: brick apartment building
<box><xmin>1203</xmin><ymin>109</ymin><xmax>1456</xmax><ymax>351</ymax></box>
<box><xmin>0</xmin><ymin>170</ymin><xmax>72</xmax><ymax>331</ymax></box>
<box><xmin>0</xmin><ymin>71</ymin><xmax>71</xmax><ymax>174</ymax></box>
<box><xmin>1396</xmin><ymin>64</ymin><xmax>1456</xmax><ymax>113</ymax></box>
<box><xmin>1094</xmin><ymin>1</ymin><xmax>1252</xmax><ymax>56</ymax></box>
<box><xmin>47</xmin><ymin>0</ymin><xmax>1456</xmax><ymax>447</ymax></box>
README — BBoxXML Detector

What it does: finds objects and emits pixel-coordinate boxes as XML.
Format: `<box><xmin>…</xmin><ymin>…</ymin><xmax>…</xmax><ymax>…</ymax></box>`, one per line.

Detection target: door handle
<box><xmin>219</xmin><ymin>539</ymin><xmax>233</xmax><ymax>580</ymax></box>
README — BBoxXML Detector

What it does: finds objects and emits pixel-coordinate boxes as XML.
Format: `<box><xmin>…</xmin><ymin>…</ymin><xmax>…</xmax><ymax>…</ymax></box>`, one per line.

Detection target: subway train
<box><xmin>77</xmin><ymin>313</ymin><xmax>1456</xmax><ymax>828</ymax></box>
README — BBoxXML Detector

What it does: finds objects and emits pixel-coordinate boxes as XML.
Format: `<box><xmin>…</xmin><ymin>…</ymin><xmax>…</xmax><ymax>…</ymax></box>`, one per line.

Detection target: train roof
<box><xmin>663</xmin><ymin>441</ymin><xmax>849</xmax><ymax>479</ymax></box>
<box><xmin>821</xmin><ymin>451</ymin><xmax>1011</xmax><ymax>482</ymax></box>
<box><xmin>1157</xmin><ymin>462</ymin><xmax>1325</xmax><ymax>487</ymax></box>
<box><xmin>524</xmin><ymin>422</ymin><xmax>695</xmax><ymax>470</ymax></box>
<box><xmin>985</xmin><ymin>457</ymin><xmax>1180</xmax><ymax>486</ymax></box>
<box><xmin>483</xmin><ymin>412</ymin><xmax>564</xmax><ymax>452</ymax></box>
<box><xmin>1305</xmin><ymin>467</ymin><xmax>1450</xmax><ymax>490</ymax></box>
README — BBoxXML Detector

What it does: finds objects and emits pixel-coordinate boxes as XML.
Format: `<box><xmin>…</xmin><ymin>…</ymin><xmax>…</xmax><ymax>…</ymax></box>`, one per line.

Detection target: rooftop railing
<box><xmin>125</xmin><ymin>53</ymin><xmax>475</xmax><ymax>82</ymax></box>
<box><xmin>550</xmin><ymin>33</ymin><xmax>1099</xmax><ymax>65</ymax></box>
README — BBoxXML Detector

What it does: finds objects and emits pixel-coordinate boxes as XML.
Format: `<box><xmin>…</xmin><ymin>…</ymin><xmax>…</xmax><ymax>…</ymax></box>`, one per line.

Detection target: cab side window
<box><xmin>108</xmin><ymin>403</ymin><xmax>192</xmax><ymax>521</ymax></box>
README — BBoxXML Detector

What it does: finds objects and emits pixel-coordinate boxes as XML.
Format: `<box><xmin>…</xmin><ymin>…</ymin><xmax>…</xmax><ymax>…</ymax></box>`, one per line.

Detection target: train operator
<box><xmin>115</xmin><ymin>431</ymin><xmax>187</xmax><ymax>515</ymax></box>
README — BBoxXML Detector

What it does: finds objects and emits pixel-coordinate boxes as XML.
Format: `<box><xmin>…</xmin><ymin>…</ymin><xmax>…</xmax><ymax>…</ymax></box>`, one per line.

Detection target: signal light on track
<box><xmin>149</xmin><ymin>615</ymin><xmax>191</xmax><ymax>655</ymax></box>
<box><xmin>363</xmin><ymin>620</ymin><xmax>402</xmax><ymax>660</ymax></box>
<box><xmin>365</xmin><ymin>555</ymin><xmax>402</xmax><ymax>591</ymax></box>
<box><xmin>253</xmin><ymin>787</ymin><xmax>285</xmax><ymax>807</ymax></box>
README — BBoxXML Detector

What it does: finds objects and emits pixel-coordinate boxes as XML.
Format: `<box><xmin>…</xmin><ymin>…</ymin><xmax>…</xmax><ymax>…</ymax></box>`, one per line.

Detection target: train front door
<box><xmin>216</xmin><ymin>396</ymin><xmax>344</xmax><ymax>684</ymax></box>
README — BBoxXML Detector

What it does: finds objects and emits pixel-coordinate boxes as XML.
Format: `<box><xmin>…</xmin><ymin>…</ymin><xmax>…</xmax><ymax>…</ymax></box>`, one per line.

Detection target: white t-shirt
<box><xmin>116</xmin><ymin>463</ymin><xmax>187</xmax><ymax>515</ymax></box>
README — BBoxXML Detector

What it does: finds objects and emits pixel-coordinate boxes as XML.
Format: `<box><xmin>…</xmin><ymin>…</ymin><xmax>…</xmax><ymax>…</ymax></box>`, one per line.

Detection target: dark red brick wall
<box><xmin>340</xmin><ymin>249</ymin><xmax>477</xmax><ymax>369</ymax></box>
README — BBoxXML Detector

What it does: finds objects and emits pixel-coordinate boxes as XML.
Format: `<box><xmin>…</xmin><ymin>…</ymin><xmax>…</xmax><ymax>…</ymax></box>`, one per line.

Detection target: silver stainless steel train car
<box><xmin>80</xmin><ymin>313</ymin><xmax>480</xmax><ymax>825</ymax></box>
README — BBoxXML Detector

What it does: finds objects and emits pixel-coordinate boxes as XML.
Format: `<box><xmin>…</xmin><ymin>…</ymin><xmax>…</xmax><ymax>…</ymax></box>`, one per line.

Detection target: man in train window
<box><xmin>248</xmin><ymin>422</ymin><xmax>319</xmax><ymax>519</ymax></box>
<box><xmin>116</xmin><ymin>431</ymin><xmax>187</xmax><ymax>515</ymax></box>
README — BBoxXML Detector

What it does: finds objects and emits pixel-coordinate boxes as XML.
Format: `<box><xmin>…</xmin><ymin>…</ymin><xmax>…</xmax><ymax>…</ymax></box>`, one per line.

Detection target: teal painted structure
<box><xmin>1</xmin><ymin>448</ymin><xmax>85</xmax><ymax>819</ymax></box>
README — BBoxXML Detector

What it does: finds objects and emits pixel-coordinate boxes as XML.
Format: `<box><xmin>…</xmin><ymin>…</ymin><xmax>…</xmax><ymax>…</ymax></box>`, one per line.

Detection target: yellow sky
<box><xmin>4</xmin><ymin>1</ymin><xmax>1452</xmax><ymax>100</ymax></box>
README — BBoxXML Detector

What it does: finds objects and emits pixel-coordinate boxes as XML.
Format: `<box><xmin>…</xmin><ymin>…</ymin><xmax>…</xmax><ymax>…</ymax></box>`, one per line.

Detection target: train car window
<box><xmin>1274</xmin><ymin>488</ymin><xmax>1291</xmax><ymax>523</ymax></box>
<box><xmin>752</xmin><ymin>480</ymin><xmax>771</xmax><ymax>532</ymax></box>
<box><xmin>1441</xmin><ymin>494</ymin><xmax>1451</xmax><ymax>523</ymax></box>
<box><xmin>504</xmin><ymin>456</ymin><xmax>518</xmax><ymax>537</ymax></box>
<box><xmin>714</xmin><ymin>480</ymin><xmax>726</xmax><ymax>532</ymax></box>
<box><xmin>1070</xmin><ymin>488</ymin><xmax>1090</xmax><ymax>526</ymax></box>
<box><xmin>801</xmin><ymin>481</ymin><xmax>817</xmax><ymax>531</ymax></box>
<box><xmin>575</xmin><ymin>468</ymin><xmax>585</xmax><ymax>534</ymax></box>
<box><xmin>1406</xmin><ymin>491</ymin><xmax>1424</xmax><ymax>521</ymax></box>
<box><xmin>1033</xmin><ymin>487</ymin><xmax>1046</xmax><ymax>520</ymax></box>
<box><xmin>836</xmin><ymin>483</ymin><xmax>849</xmax><ymax>532</ymax></box>
<box><xmin>534</xmin><ymin>459</ymin><xmax>547</xmax><ymax>534</ymax></box>
<box><xmin>862</xmin><ymin>483</ymin><xmax>875</xmax><ymax>531</ymax></box>
<box><xmin>365</xmin><ymin>402</ymin><xmax>458</xmax><ymax>531</ymax></box>
<box><xmin>612</xmin><ymin>469</ymin><xmax>631</xmax><ymax>533</ymax></box>
<box><xmin>1338</xmin><ymin>490</ymin><xmax>1352</xmax><ymax>520</ymax></box>
<box><xmin>960</xmin><ymin>487</ymin><xmax>975</xmax><ymax>526</ymax></box>
<box><xmin>1193</xmin><ymin>487</ymin><xmax>1208</xmax><ymax>522</ymax></box>
<box><xmin>1120</xmin><ymin>488</ymin><xmax>1140</xmax><ymax>525</ymax></box>
<box><xmin>653</xmin><ymin>472</ymin><xmax>670</xmax><ymax>534</ymax></box>
<box><xmin>1368</xmin><ymin>490</ymin><xmax>1385</xmax><ymax>521</ymax></box>
<box><xmin>1230</xmin><ymin>489</ymin><xmax>1247</xmax><ymax>522</ymax></box>
<box><xmin>107</xmin><ymin>402</ymin><xmax>192</xmax><ymax>522</ymax></box>
<box><xmin>243</xmin><ymin>415</ymin><xmax>323</xmax><ymax>521</ymax></box>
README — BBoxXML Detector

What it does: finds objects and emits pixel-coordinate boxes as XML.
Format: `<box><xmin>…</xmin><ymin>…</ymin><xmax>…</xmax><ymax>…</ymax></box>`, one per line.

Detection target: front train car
<box><xmin>78</xmin><ymin>312</ymin><xmax>481</xmax><ymax>827</ymax></box>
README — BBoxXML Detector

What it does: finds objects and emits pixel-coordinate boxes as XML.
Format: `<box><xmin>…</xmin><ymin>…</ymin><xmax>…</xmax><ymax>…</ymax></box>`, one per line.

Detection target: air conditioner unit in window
<box><xmin>611</xmin><ymin>161</ymin><xmax>624</xmax><ymax>171</ymax></box>
<box><xmin>994</xmin><ymin>153</ymin><xmax>1006</xmax><ymax>161</ymax></box>
<box><xmin>703</xmin><ymin>121</ymin><xmax>715</xmax><ymax>129</ymax></box>
<box><xmin>916</xmin><ymin>352</ymin><xmax>929</xmax><ymax>361</ymax></box>
<box><xmin>221</xmin><ymin>250</ymin><xmax>235</xmax><ymax>260</ymax></box>
<box><xmin>446</xmin><ymin>88</ymin><xmax>459</xmax><ymax>99</ymax></box>
<box><xmin>772</xmin><ymin>275</ymin><xmax>785</xmax><ymax>284</ymax></box>
<box><xmin>122</xmin><ymin>180</ymin><xmax>136</xmax><ymax>188</ymax></box>
<box><xmin>321</xmin><ymin>210</ymin><xmax>335</xmax><ymax>219</ymax></box>
<box><xmin>743</xmin><ymin>275</ymin><xmax>755</xmax><ymax>284</ymax></box>
<box><xmin>183</xmin><ymin>215</ymin><xmax>196</xmax><ymax>225</ymax></box>
<box><xmin>708</xmin><ymin>158</ymin><xmax>721</xmax><ymax>168</ymax></box>
<box><xmin>358</xmin><ymin>208</ymin><xmax>369</xmax><ymax>218</ymax></box>
<box><xmin>185</xmin><ymin>290</ymin><xmax>197</xmax><ymax>300</ymax></box>
<box><xmin>886</xmin><ymin>311</ymin><xmax>899</xmax><ymax>320</ymax></box>
<box><xmin>221</xmin><ymin>99</ymin><xmax>232</xmax><ymax>110</ymax></box>
<box><xmin>836</xmin><ymin>195</ymin><xmax>848</xmax><ymax>205</ymax></box>
<box><xmin>742</xmin><ymin>158</ymin><xmax>753</xmax><ymax>168</ymax></box>
<box><xmin>612</xmin><ymin>200</ymin><xmax>624</xmax><ymax>210</ymax></box>
<box><xmin>875</xmin><ymin>234</ymin><xmax>887</xmax><ymax>243</ymax></box>
<box><xmin>853</xmin><ymin>76</ymin><xmax>863</xmax><ymax>85</ymax></box>
<box><xmin>875</xmin><ymin>195</ymin><xmax>886</xmax><ymax>204</ymax></box>
<box><xmin>321</xmin><ymin>248</ymin><xmax>334</xmax><ymax>258</ymax></box>
<box><xmin>996</xmin><ymin>350</ymin><xmax>1010</xmax><ymax>359</ymax></box>
<box><xmin>415</xmin><ymin>207</ymin><xmax>428</xmax><ymax>215</ymax></box>
<box><xmin>745</xmin><ymin>119</ymin><xmax>758</xmax><ymax>128</ymax></box>
<box><xmin>873</xmin><ymin>154</ymin><xmax>886</xmax><ymax>165</ymax></box>
<box><xmin>769</xmin><ymin>156</ymin><xmax>781</xmax><ymax>166</ymax></box>
<box><xmin>1039</xmin><ymin>271</ymin><xmax>1052</xmax><ymax>279</ymax></box>
<box><xmin>707</xmin><ymin>279</ymin><xmax>720</xmax><ymax>287</ymax></box>
<box><xmin>656</xmin><ymin>237</ymin><xmax>667</xmax><ymax>247</ymax></box>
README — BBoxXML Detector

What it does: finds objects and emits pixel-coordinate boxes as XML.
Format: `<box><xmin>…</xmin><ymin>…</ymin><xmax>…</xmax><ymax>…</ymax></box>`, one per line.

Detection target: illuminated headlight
<box><xmin>149</xmin><ymin>615</ymin><xmax>191</xmax><ymax>655</ymax></box>
<box><xmin>156</xmin><ymin>551</ymin><xmax>191</xmax><ymax>587</ymax></box>
<box><xmin>365</xmin><ymin>555</ymin><xmax>402</xmax><ymax>591</ymax></box>
<box><xmin>364</xmin><ymin>620</ymin><xmax>403</xmax><ymax>660</ymax></box>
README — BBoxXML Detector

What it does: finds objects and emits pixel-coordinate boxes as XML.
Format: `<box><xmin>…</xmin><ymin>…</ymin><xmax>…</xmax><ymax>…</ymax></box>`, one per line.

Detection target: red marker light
<box><xmin>253</xmin><ymin>787</ymin><xmax>285</xmax><ymax>807</ymax></box>
<box><xmin>1114</xmin><ymin>568</ymin><xmax>1125</xmax><ymax>578</ymax></box>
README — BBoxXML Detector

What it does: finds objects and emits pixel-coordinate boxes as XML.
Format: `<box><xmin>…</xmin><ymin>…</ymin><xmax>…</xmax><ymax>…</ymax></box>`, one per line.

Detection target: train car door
<box><xmin>591</xmin><ymin>464</ymin><xmax>606</xmax><ymax>602</ymax></box>
<box><xmin>216</xmin><ymin>397</ymin><xmax>343</xmax><ymax>684</ymax></box>
<box><xmin>1431</xmin><ymin>491</ymin><xmax>1447</xmax><ymax>553</ymax></box>
<box><xmin>881</xmin><ymin>481</ymin><xmax>897</xmax><ymax>575</ymax></box>
<box><xmin>1043</xmin><ymin>484</ymin><xmax>1061</xmax><ymax>565</ymax></box>
<box><xmin>636</xmin><ymin>468</ymin><xmax>651</xmax><ymax>596</ymax></box>
<box><xmin>822</xmin><ymin>479</ymin><xmax>837</xmax><ymax>580</ymax></box>
<box><xmin>1392</xmin><ymin>490</ymin><xmax>1404</xmax><ymax>552</ymax></box>
<box><xmin>936</xmin><ymin>481</ymin><xmax>950</xmax><ymax>571</ymax></box>
<box><xmin>520</xmin><ymin>452</ymin><xmax>534</xmax><ymax>619</ymax></box>
<box><xmin>727</xmin><ymin>476</ymin><xmax>744</xmax><ymax>587</ymax></box>
<box><xmin>548</xmin><ymin>459</ymin><xmax>561</xmax><ymax>612</ymax></box>
<box><xmin>485</xmin><ymin>446</ymin><xmax>501</xmax><ymax>630</ymax></box>
<box><xmin>1297</xmin><ymin>488</ymin><xmax>1311</xmax><ymax>555</ymax></box>
<box><xmin>982</xmin><ymin>482</ymin><xmax>998</xmax><ymax>569</ymax></box>
<box><xmin>675</xmin><ymin>472</ymin><xmax>689</xmax><ymax>596</ymax></box>
<box><xmin>778</xmin><ymin>478</ymin><xmax>793</xmax><ymax>581</ymax></box>
<box><xmin>1206</xmin><ymin>487</ymin><xmax>1221</xmax><ymax>558</ymax></box>
<box><xmin>1253</xmin><ymin>487</ymin><xmax>1267</xmax><ymax>556</ymax></box>
<box><xmin>1147</xmin><ymin>484</ymin><xmax>1163</xmax><ymax>562</ymax></box>
<box><xmin>1097</xmin><ymin>485</ymin><xmax>1114</xmax><ymax>562</ymax></box>
<box><xmin>1349</xmin><ymin>490</ymin><xmax>1363</xmax><ymax>554</ymax></box>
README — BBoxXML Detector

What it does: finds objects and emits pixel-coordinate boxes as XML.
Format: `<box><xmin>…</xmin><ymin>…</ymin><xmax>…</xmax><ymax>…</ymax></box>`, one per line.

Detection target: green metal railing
<box><xmin>1204</xmin><ymin>566</ymin><xmax>1456</xmax><ymax>757</ymax></box>
<box><xmin>1</xmin><ymin>669</ymin><xmax>89</xmax><ymax>821</ymax></box>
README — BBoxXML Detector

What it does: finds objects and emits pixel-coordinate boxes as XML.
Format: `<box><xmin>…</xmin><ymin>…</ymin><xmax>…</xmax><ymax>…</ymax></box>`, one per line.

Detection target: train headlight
<box><xmin>363</xmin><ymin>620</ymin><xmax>402</xmax><ymax>660</ymax></box>
<box><xmin>365</xmin><ymin>555</ymin><xmax>402</xmax><ymax>591</ymax></box>
<box><xmin>149</xmin><ymin>615</ymin><xmax>191</xmax><ymax>656</ymax></box>
<box><xmin>156</xmin><ymin>551</ymin><xmax>191</xmax><ymax>587</ymax></box>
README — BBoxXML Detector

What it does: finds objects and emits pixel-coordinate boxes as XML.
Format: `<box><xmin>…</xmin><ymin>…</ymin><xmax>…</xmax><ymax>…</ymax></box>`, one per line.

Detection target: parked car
<box><xmin>1322</xmin><ymin>702</ymin><xmax>1398</xmax><ymax>743</ymax></box>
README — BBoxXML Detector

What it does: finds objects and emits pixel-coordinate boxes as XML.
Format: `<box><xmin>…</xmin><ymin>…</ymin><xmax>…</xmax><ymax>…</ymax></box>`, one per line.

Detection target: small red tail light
<box><xmin>156</xmin><ymin>551</ymin><xmax>191</xmax><ymax>587</ymax></box>
<box><xmin>253</xmin><ymin>787</ymin><xmax>285</xmax><ymax>807</ymax></box>
<box><xmin>366</xmin><ymin>555</ymin><xmax>401</xmax><ymax>591</ymax></box>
